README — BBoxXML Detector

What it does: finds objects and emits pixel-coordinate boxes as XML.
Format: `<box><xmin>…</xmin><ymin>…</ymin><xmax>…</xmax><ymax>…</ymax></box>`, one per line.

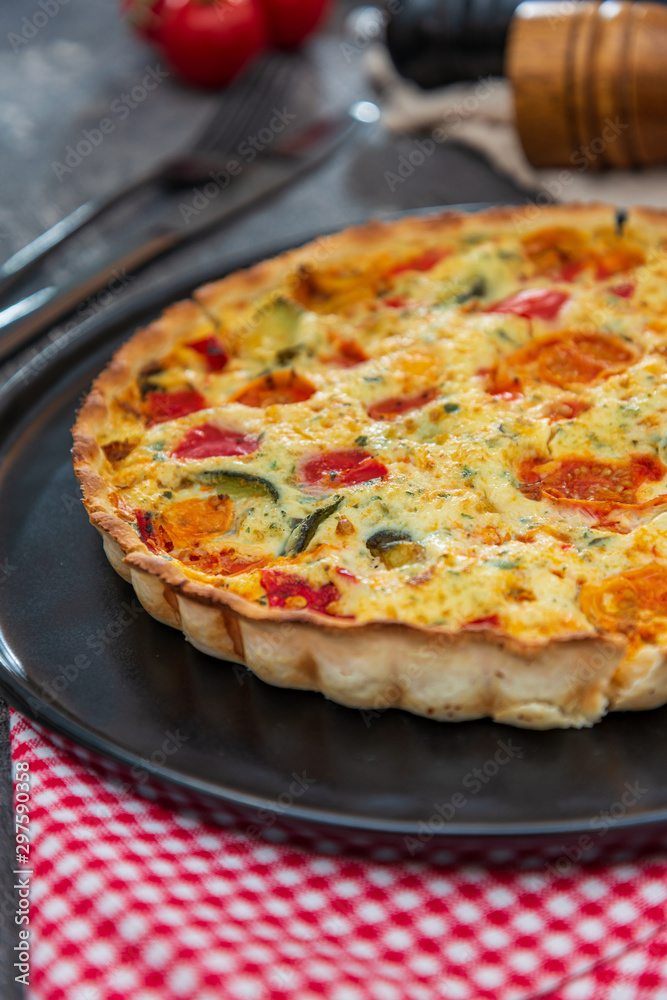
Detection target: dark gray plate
<box><xmin>1</xmin><ymin>211</ymin><xmax>666</xmax><ymax>865</ymax></box>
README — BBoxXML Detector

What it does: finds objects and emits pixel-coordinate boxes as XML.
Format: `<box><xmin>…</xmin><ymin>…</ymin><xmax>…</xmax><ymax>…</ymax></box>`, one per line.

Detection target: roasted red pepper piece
<box><xmin>260</xmin><ymin>568</ymin><xmax>341</xmax><ymax>614</ymax></box>
<box><xmin>171</xmin><ymin>423</ymin><xmax>259</xmax><ymax>459</ymax></box>
<box><xmin>135</xmin><ymin>509</ymin><xmax>155</xmax><ymax>547</ymax></box>
<box><xmin>485</xmin><ymin>288</ymin><xmax>569</xmax><ymax>321</ymax></box>
<box><xmin>383</xmin><ymin>295</ymin><xmax>409</xmax><ymax>309</ymax></box>
<box><xmin>367</xmin><ymin>388</ymin><xmax>437</xmax><ymax>420</ymax></box>
<box><xmin>464</xmin><ymin>615</ymin><xmax>501</xmax><ymax>629</ymax></box>
<box><xmin>188</xmin><ymin>336</ymin><xmax>229</xmax><ymax>372</ymax></box>
<box><xmin>145</xmin><ymin>389</ymin><xmax>206</xmax><ymax>424</ymax></box>
<box><xmin>299</xmin><ymin>449</ymin><xmax>388</xmax><ymax>492</ymax></box>
<box><xmin>390</xmin><ymin>248</ymin><xmax>448</xmax><ymax>275</ymax></box>
<box><xmin>609</xmin><ymin>282</ymin><xmax>635</xmax><ymax>299</ymax></box>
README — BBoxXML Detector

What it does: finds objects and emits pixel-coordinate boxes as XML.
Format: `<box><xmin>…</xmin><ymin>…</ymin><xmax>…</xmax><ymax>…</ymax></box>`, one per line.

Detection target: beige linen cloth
<box><xmin>365</xmin><ymin>44</ymin><xmax>667</xmax><ymax>207</ymax></box>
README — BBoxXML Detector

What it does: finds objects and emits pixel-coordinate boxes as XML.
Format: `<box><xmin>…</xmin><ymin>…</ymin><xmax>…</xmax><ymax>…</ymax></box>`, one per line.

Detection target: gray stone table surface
<box><xmin>0</xmin><ymin>0</ymin><xmax>528</xmax><ymax>382</ymax></box>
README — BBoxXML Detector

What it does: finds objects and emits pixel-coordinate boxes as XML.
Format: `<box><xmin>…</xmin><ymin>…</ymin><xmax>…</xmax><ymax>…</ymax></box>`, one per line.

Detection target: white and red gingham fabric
<box><xmin>10</xmin><ymin>706</ymin><xmax>667</xmax><ymax>1000</ymax></box>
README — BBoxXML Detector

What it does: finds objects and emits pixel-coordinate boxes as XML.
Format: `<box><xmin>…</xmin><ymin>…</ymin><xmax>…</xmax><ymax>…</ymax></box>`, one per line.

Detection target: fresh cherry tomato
<box><xmin>258</xmin><ymin>0</ymin><xmax>331</xmax><ymax>49</ymax></box>
<box><xmin>156</xmin><ymin>0</ymin><xmax>267</xmax><ymax>89</ymax></box>
<box><xmin>121</xmin><ymin>0</ymin><xmax>165</xmax><ymax>40</ymax></box>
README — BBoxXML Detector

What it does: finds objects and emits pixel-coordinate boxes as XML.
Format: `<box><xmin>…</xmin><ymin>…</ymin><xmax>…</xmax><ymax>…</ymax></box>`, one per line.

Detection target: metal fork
<box><xmin>0</xmin><ymin>56</ymin><xmax>293</xmax><ymax>301</ymax></box>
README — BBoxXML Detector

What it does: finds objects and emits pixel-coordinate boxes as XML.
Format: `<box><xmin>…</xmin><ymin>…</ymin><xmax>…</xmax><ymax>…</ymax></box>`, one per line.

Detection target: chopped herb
<box><xmin>461</xmin><ymin>465</ymin><xmax>476</xmax><ymax>479</ymax></box>
<box><xmin>355</xmin><ymin>435</ymin><xmax>369</xmax><ymax>446</ymax></box>
<box><xmin>461</xmin><ymin>513</ymin><xmax>473</xmax><ymax>520</ymax></box>
<box><xmin>443</xmin><ymin>402</ymin><xmax>460</xmax><ymax>413</ymax></box>
<box><xmin>492</xmin><ymin>558</ymin><xmax>521</xmax><ymax>569</ymax></box>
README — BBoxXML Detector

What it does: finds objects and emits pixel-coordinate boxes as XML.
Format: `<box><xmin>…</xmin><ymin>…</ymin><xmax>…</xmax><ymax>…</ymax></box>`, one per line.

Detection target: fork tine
<box><xmin>192</xmin><ymin>57</ymin><xmax>291</xmax><ymax>157</ymax></box>
<box><xmin>231</xmin><ymin>61</ymin><xmax>294</xmax><ymax>144</ymax></box>
<box><xmin>191</xmin><ymin>60</ymin><xmax>272</xmax><ymax>153</ymax></box>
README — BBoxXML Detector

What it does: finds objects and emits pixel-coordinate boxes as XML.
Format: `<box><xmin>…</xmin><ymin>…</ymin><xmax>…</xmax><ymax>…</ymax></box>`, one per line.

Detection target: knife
<box><xmin>0</xmin><ymin>102</ymin><xmax>379</xmax><ymax>363</ymax></box>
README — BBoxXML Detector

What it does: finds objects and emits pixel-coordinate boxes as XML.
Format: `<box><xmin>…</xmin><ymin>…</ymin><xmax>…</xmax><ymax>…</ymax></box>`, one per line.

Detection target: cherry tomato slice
<box><xmin>580</xmin><ymin>563</ymin><xmax>667</xmax><ymax>636</ymax></box>
<box><xmin>485</xmin><ymin>288</ymin><xmax>569</xmax><ymax>321</ymax></box>
<box><xmin>324</xmin><ymin>337</ymin><xmax>368</xmax><ymax>367</ymax></box>
<box><xmin>188</xmin><ymin>336</ymin><xmax>228</xmax><ymax>372</ymax></box>
<box><xmin>145</xmin><ymin>389</ymin><xmax>206</xmax><ymax>424</ymax></box>
<box><xmin>367</xmin><ymin>388</ymin><xmax>437</xmax><ymax>420</ymax></box>
<box><xmin>171</xmin><ymin>424</ymin><xmax>259</xmax><ymax>460</ymax></box>
<box><xmin>299</xmin><ymin>450</ymin><xmax>388</xmax><ymax>492</ymax></box>
<box><xmin>389</xmin><ymin>248</ymin><xmax>448</xmax><ymax>276</ymax></box>
<box><xmin>231</xmin><ymin>370</ymin><xmax>315</xmax><ymax>407</ymax></box>
<box><xmin>536</xmin><ymin>333</ymin><xmax>634</xmax><ymax>388</ymax></box>
<box><xmin>522</xmin><ymin>227</ymin><xmax>588</xmax><ymax>279</ymax></box>
<box><xmin>520</xmin><ymin>455</ymin><xmax>664</xmax><ymax>507</ymax></box>
<box><xmin>185</xmin><ymin>547</ymin><xmax>267</xmax><ymax>576</ymax></box>
<box><xmin>595</xmin><ymin>245</ymin><xmax>644</xmax><ymax>279</ymax></box>
<box><xmin>260</xmin><ymin>568</ymin><xmax>340</xmax><ymax>614</ymax></box>
<box><xmin>158</xmin><ymin>495</ymin><xmax>234</xmax><ymax>549</ymax></box>
<box><xmin>488</xmin><ymin>331</ymin><xmax>635</xmax><ymax>396</ymax></box>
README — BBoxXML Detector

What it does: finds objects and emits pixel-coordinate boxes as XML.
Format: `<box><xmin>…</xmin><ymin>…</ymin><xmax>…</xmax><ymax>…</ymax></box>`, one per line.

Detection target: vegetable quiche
<box><xmin>72</xmin><ymin>203</ymin><xmax>667</xmax><ymax>729</ymax></box>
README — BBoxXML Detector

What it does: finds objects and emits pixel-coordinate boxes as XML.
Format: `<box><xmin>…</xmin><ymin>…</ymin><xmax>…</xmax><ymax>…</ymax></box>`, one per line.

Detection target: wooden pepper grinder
<box><xmin>505</xmin><ymin>0</ymin><xmax>667</xmax><ymax>168</ymax></box>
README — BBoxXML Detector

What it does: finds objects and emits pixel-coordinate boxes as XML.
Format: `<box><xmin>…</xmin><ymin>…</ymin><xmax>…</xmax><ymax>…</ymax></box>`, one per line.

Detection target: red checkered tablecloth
<box><xmin>10</xmin><ymin>707</ymin><xmax>667</xmax><ymax>1000</ymax></box>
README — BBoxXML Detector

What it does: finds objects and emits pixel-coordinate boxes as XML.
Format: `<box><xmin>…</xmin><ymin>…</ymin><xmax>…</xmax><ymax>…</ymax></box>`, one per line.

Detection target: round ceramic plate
<box><xmin>2</xmin><ymin>211</ymin><xmax>667</xmax><ymax>864</ymax></box>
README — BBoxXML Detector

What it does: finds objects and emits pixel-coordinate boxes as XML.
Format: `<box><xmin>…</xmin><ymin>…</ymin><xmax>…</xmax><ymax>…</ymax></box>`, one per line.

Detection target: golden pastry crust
<box><xmin>72</xmin><ymin>203</ymin><xmax>667</xmax><ymax>728</ymax></box>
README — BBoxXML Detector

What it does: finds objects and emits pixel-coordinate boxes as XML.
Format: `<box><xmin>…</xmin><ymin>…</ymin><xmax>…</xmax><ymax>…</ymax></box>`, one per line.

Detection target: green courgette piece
<box><xmin>251</xmin><ymin>297</ymin><xmax>304</xmax><ymax>356</ymax></box>
<box><xmin>454</xmin><ymin>275</ymin><xmax>486</xmax><ymax>303</ymax></box>
<box><xmin>137</xmin><ymin>363</ymin><xmax>164</xmax><ymax>398</ymax></box>
<box><xmin>366</xmin><ymin>528</ymin><xmax>426</xmax><ymax>568</ymax></box>
<box><xmin>200</xmin><ymin>470</ymin><xmax>280</xmax><ymax>501</ymax></box>
<box><xmin>283</xmin><ymin>496</ymin><xmax>344</xmax><ymax>557</ymax></box>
